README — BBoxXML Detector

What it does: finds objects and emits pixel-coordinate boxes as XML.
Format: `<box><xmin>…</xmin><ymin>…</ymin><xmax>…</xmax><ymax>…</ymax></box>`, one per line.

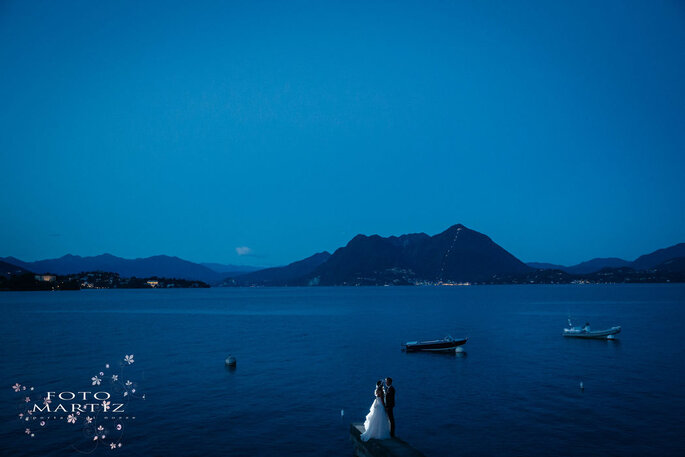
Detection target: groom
<box><xmin>384</xmin><ymin>377</ymin><xmax>396</xmax><ymax>437</ymax></box>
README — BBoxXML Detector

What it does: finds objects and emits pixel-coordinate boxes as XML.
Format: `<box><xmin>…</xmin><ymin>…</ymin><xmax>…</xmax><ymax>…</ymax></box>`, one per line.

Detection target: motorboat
<box><xmin>403</xmin><ymin>335</ymin><xmax>468</xmax><ymax>352</ymax></box>
<box><xmin>563</xmin><ymin>319</ymin><xmax>621</xmax><ymax>339</ymax></box>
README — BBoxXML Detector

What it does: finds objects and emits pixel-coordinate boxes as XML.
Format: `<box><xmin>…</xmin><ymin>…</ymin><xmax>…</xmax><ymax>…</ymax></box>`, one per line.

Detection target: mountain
<box><xmin>565</xmin><ymin>257</ymin><xmax>633</xmax><ymax>274</ymax></box>
<box><xmin>201</xmin><ymin>262</ymin><xmax>262</xmax><ymax>275</ymax></box>
<box><xmin>527</xmin><ymin>258</ymin><xmax>631</xmax><ymax>274</ymax></box>
<box><xmin>225</xmin><ymin>252</ymin><xmax>331</xmax><ymax>286</ymax></box>
<box><xmin>653</xmin><ymin>257</ymin><xmax>685</xmax><ymax>274</ymax></box>
<box><xmin>9</xmin><ymin>236</ymin><xmax>683</xmax><ymax>288</ymax></box>
<box><xmin>1</xmin><ymin>256</ymin><xmax>32</xmax><ymax>271</ymax></box>
<box><xmin>528</xmin><ymin>243</ymin><xmax>685</xmax><ymax>274</ymax></box>
<box><xmin>0</xmin><ymin>254</ymin><xmax>224</xmax><ymax>283</ymax></box>
<box><xmin>526</xmin><ymin>262</ymin><xmax>566</xmax><ymax>271</ymax></box>
<box><xmin>632</xmin><ymin>243</ymin><xmax>685</xmax><ymax>270</ymax></box>
<box><xmin>263</xmin><ymin>224</ymin><xmax>532</xmax><ymax>286</ymax></box>
<box><xmin>0</xmin><ymin>259</ymin><xmax>32</xmax><ymax>278</ymax></box>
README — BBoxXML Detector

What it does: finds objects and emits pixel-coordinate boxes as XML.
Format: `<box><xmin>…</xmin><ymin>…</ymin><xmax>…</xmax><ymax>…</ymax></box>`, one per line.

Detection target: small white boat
<box><xmin>563</xmin><ymin>319</ymin><xmax>621</xmax><ymax>339</ymax></box>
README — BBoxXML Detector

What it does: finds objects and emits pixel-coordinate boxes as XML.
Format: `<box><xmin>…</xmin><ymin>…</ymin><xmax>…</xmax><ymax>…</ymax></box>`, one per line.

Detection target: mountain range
<box><xmin>3</xmin><ymin>225</ymin><xmax>684</xmax><ymax>286</ymax></box>
<box><xmin>1</xmin><ymin>260</ymin><xmax>32</xmax><ymax>278</ymax></box>
<box><xmin>200</xmin><ymin>262</ymin><xmax>262</xmax><ymax>275</ymax></box>
<box><xmin>226</xmin><ymin>224</ymin><xmax>532</xmax><ymax>286</ymax></box>
<box><xmin>222</xmin><ymin>252</ymin><xmax>332</xmax><ymax>286</ymax></box>
<box><xmin>224</xmin><ymin>225</ymin><xmax>685</xmax><ymax>286</ymax></box>
<box><xmin>526</xmin><ymin>243</ymin><xmax>685</xmax><ymax>274</ymax></box>
<box><xmin>0</xmin><ymin>254</ymin><xmax>256</xmax><ymax>284</ymax></box>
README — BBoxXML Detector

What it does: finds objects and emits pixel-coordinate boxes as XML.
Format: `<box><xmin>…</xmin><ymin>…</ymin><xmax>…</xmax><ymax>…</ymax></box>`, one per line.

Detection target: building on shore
<box><xmin>34</xmin><ymin>274</ymin><xmax>56</xmax><ymax>282</ymax></box>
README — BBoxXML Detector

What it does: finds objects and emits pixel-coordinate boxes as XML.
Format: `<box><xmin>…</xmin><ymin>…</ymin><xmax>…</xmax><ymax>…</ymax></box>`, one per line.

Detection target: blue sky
<box><xmin>1</xmin><ymin>0</ymin><xmax>684</xmax><ymax>266</ymax></box>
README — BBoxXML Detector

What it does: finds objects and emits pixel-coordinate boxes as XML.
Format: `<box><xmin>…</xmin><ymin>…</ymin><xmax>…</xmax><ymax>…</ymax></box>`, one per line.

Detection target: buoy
<box><xmin>580</xmin><ymin>381</ymin><xmax>584</xmax><ymax>391</ymax></box>
<box><xmin>455</xmin><ymin>346</ymin><xmax>465</xmax><ymax>353</ymax></box>
<box><xmin>341</xmin><ymin>409</ymin><xmax>344</xmax><ymax>417</ymax></box>
<box><xmin>225</xmin><ymin>355</ymin><xmax>236</xmax><ymax>367</ymax></box>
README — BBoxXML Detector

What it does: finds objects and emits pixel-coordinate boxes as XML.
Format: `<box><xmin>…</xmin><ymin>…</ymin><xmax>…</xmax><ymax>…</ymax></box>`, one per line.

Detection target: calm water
<box><xmin>1</xmin><ymin>285</ymin><xmax>684</xmax><ymax>456</ymax></box>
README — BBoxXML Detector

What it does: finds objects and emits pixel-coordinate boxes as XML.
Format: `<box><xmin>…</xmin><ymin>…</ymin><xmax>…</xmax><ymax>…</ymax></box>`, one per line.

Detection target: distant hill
<box><xmin>526</xmin><ymin>258</ymin><xmax>631</xmax><ymax>273</ymax></box>
<box><xmin>201</xmin><ymin>262</ymin><xmax>262</xmax><ymax>275</ymax></box>
<box><xmin>527</xmin><ymin>262</ymin><xmax>565</xmax><ymax>270</ymax></box>
<box><xmin>632</xmin><ymin>243</ymin><xmax>685</xmax><ymax>270</ymax></box>
<box><xmin>228</xmin><ymin>226</ymin><xmax>685</xmax><ymax>287</ymax></box>
<box><xmin>528</xmin><ymin>243</ymin><xmax>685</xmax><ymax>274</ymax></box>
<box><xmin>305</xmin><ymin>224</ymin><xmax>531</xmax><ymax>286</ymax></box>
<box><xmin>0</xmin><ymin>254</ymin><xmax>224</xmax><ymax>283</ymax></box>
<box><xmin>653</xmin><ymin>256</ymin><xmax>685</xmax><ymax>274</ymax></box>
<box><xmin>0</xmin><ymin>259</ymin><xmax>32</xmax><ymax>278</ymax></box>
<box><xmin>565</xmin><ymin>257</ymin><xmax>633</xmax><ymax>274</ymax></box>
<box><xmin>224</xmin><ymin>224</ymin><xmax>531</xmax><ymax>287</ymax></box>
<box><xmin>487</xmin><ymin>258</ymin><xmax>685</xmax><ymax>285</ymax></box>
<box><xmin>225</xmin><ymin>252</ymin><xmax>331</xmax><ymax>286</ymax></box>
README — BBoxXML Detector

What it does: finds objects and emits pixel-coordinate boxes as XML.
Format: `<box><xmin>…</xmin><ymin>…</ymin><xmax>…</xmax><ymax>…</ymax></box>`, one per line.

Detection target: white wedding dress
<box><xmin>360</xmin><ymin>389</ymin><xmax>391</xmax><ymax>441</ymax></box>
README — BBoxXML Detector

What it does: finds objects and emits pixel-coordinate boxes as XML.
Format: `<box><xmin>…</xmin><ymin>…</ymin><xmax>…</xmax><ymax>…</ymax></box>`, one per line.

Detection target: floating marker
<box><xmin>341</xmin><ymin>409</ymin><xmax>344</xmax><ymax>417</ymax></box>
<box><xmin>580</xmin><ymin>381</ymin><xmax>584</xmax><ymax>391</ymax></box>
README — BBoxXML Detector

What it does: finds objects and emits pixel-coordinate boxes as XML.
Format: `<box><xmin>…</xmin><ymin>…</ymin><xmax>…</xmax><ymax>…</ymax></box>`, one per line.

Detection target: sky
<box><xmin>1</xmin><ymin>0</ymin><xmax>684</xmax><ymax>267</ymax></box>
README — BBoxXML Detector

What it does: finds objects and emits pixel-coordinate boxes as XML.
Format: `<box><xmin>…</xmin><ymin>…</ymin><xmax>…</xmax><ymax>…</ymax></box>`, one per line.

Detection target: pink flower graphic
<box><xmin>14</xmin><ymin>360</ymin><xmax>142</xmax><ymax>450</ymax></box>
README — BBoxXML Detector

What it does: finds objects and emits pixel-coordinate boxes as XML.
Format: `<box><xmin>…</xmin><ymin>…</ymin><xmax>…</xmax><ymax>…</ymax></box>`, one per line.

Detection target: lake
<box><xmin>1</xmin><ymin>285</ymin><xmax>684</xmax><ymax>456</ymax></box>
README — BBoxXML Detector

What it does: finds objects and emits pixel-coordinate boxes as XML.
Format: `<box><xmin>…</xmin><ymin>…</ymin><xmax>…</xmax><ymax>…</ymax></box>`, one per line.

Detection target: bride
<box><xmin>360</xmin><ymin>380</ymin><xmax>391</xmax><ymax>441</ymax></box>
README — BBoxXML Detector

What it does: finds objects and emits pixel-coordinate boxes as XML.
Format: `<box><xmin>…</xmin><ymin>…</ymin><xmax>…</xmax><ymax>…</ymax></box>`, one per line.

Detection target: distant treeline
<box><xmin>0</xmin><ymin>271</ymin><xmax>210</xmax><ymax>291</ymax></box>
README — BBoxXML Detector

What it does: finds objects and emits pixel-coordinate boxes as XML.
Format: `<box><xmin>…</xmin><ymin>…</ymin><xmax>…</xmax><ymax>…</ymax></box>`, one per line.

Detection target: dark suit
<box><xmin>384</xmin><ymin>385</ymin><xmax>396</xmax><ymax>437</ymax></box>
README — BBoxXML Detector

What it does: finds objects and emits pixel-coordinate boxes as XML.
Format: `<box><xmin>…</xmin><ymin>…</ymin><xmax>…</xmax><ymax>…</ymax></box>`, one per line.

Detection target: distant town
<box><xmin>0</xmin><ymin>271</ymin><xmax>209</xmax><ymax>291</ymax></box>
<box><xmin>3</xmin><ymin>267</ymin><xmax>683</xmax><ymax>292</ymax></box>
